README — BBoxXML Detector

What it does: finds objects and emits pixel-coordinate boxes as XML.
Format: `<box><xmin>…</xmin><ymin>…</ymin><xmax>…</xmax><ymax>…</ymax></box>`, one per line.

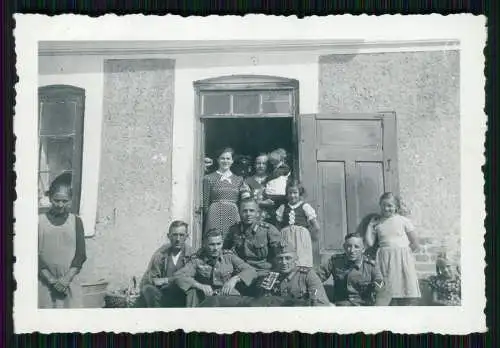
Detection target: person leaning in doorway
<box><xmin>202</xmin><ymin>147</ymin><xmax>250</xmax><ymax>240</ymax></box>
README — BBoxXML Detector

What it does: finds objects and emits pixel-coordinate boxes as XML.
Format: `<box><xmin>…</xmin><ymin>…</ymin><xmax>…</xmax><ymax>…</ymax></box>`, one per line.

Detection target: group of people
<box><xmin>37</xmin><ymin>148</ymin><xmax>461</xmax><ymax>309</ymax></box>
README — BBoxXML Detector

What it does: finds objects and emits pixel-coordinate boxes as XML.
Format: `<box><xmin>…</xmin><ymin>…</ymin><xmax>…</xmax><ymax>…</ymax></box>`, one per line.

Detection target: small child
<box><xmin>275</xmin><ymin>180</ymin><xmax>320</xmax><ymax>267</ymax></box>
<box><xmin>264</xmin><ymin>148</ymin><xmax>291</xmax><ymax>207</ymax></box>
<box><xmin>38</xmin><ymin>173</ymin><xmax>87</xmax><ymax>308</ymax></box>
<box><xmin>428</xmin><ymin>255</ymin><xmax>461</xmax><ymax>306</ymax></box>
<box><xmin>365</xmin><ymin>192</ymin><xmax>421</xmax><ymax>305</ymax></box>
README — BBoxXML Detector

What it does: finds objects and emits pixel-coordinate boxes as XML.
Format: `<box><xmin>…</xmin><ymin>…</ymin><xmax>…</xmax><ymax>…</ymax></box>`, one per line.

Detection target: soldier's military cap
<box><xmin>276</xmin><ymin>239</ymin><xmax>297</xmax><ymax>255</ymax></box>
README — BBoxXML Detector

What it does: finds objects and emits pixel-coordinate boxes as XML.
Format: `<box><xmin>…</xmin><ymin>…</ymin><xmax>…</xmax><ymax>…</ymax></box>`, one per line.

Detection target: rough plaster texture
<box><xmin>319</xmin><ymin>51</ymin><xmax>460</xmax><ymax>278</ymax></box>
<box><xmin>79</xmin><ymin>59</ymin><xmax>175</xmax><ymax>288</ymax></box>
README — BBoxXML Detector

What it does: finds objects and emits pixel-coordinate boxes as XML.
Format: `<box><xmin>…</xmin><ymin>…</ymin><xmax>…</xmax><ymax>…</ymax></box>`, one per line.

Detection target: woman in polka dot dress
<box><xmin>203</xmin><ymin>147</ymin><xmax>250</xmax><ymax>240</ymax></box>
<box><xmin>275</xmin><ymin>180</ymin><xmax>320</xmax><ymax>267</ymax></box>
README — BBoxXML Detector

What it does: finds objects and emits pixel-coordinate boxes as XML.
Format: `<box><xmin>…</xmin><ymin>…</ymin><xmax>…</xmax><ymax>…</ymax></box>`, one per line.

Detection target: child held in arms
<box><xmin>264</xmin><ymin>148</ymin><xmax>292</xmax><ymax>216</ymax></box>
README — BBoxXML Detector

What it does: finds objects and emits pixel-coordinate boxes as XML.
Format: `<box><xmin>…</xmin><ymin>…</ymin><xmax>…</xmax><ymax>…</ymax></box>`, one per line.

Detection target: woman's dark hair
<box><xmin>47</xmin><ymin>172</ymin><xmax>72</xmax><ymax>197</ymax></box>
<box><xmin>286</xmin><ymin>179</ymin><xmax>306</xmax><ymax>196</ymax></box>
<box><xmin>168</xmin><ymin>220</ymin><xmax>188</xmax><ymax>234</ymax></box>
<box><xmin>215</xmin><ymin>147</ymin><xmax>235</xmax><ymax>160</ymax></box>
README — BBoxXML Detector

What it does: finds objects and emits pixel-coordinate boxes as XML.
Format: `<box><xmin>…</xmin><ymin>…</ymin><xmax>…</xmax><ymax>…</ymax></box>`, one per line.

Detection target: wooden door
<box><xmin>299</xmin><ymin>113</ymin><xmax>398</xmax><ymax>265</ymax></box>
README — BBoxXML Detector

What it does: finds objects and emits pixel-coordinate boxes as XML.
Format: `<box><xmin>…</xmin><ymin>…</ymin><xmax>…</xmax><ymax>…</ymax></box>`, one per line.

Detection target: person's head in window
<box><xmin>268</xmin><ymin>148</ymin><xmax>287</xmax><ymax>169</ymax></box>
<box><xmin>254</xmin><ymin>153</ymin><xmax>269</xmax><ymax>177</ymax></box>
<box><xmin>47</xmin><ymin>172</ymin><xmax>72</xmax><ymax>216</ymax></box>
<box><xmin>216</xmin><ymin>147</ymin><xmax>235</xmax><ymax>173</ymax></box>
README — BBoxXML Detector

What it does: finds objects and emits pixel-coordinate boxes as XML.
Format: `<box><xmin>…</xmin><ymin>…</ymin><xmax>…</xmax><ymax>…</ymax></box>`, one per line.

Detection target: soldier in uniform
<box><xmin>316</xmin><ymin>232</ymin><xmax>392</xmax><ymax>306</ymax></box>
<box><xmin>224</xmin><ymin>198</ymin><xmax>282</xmax><ymax>276</ymax></box>
<box><xmin>252</xmin><ymin>241</ymin><xmax>331</xmax><ymax>306</ymax></box>
<box><xmin>173</xmin><ymin>229</ymin><xmax>257</xmax><ymax>307</ymax></box>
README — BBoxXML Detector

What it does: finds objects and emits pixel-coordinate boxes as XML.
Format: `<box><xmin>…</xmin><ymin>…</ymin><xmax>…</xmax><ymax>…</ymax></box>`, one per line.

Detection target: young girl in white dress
<box><xmin>365</xmin><ymin>192</ymin><xmax>421</xmax><ymax>305</ymax></box>
<box><xmin>275</xmin><ymin>180</ymin><xmax>320</xmax><ymax>267</ymax></box>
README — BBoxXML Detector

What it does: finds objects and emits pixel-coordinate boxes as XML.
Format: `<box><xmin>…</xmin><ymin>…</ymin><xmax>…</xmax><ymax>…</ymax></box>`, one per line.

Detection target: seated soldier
<box><xmin>139</xmin><ymin>220</ymin><xmax>194</xmax><ymax>307</ymax></box>
<box><xmin>224</xmin><ymin>198</ymin><xmax>281</xmax><ymax>277</ymax></box>
<box><xmin>316</xmin><ymin>232</ymin><xmax>391</xmax><ymax>306</ymax></box>
<box><xmin>173</xmin><ymin>229</ymin><xmax>257</xmax><ymax>307</ymax></box>
<box><xmin>252</xmin><ymin>241</ymin><xmax>331</xmax><ymax>306</ymax></box>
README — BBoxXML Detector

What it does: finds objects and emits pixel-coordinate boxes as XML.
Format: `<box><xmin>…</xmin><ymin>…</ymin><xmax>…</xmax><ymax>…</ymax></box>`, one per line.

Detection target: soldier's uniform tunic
<box><xmin>316</xmin><ymin>254</ymin><xmax>391</xmax><ymax>306</ymax></box>
<box><xmin>224</xmin><ymin>221</ymin><xmax>281</xmax><ymax>275</ymax></box>
<box><xmin>255</xmin><ymin>266</ymin><xmax>331</xmax><ymax>306</ymax></box>
<box><xmin>173</xmin><ymin>250</ymin><xmax>257</xmax><ymax>307</ymax></box>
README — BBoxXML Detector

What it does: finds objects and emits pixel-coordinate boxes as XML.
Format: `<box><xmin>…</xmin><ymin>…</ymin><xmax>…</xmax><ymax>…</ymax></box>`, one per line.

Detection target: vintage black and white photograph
<box><xmin>14</xmin><ymin>14</ymin><xmax>486</xmax><ymax>334</ymax></box>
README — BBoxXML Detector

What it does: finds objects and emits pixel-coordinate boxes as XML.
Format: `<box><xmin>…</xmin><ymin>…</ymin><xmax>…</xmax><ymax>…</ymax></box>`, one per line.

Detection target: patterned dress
<box><xmin>203</xmin><ymin>170</ymin><xmax>249</xmax><ymax>239</ymax></box>
<box><xmin>276</xmin><ymin>201</ymin><xmax>316</xmax><ymax>267</ymax></box>
<box><xmin>367</xmin><ymin>214</ymin><xmax>421</xmax><ymax>298</ymax></box>
<box><xmin>428</xmin><ymin>275</ymin><xmax>461</xmax><ymax>306</ymax></box>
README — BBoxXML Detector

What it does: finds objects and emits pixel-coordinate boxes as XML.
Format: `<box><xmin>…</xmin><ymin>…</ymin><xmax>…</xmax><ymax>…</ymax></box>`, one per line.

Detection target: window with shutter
<box><xmin>38</xmin><ymin>85</ymin><xmax>85</xmax><ymax>214</ymax></box>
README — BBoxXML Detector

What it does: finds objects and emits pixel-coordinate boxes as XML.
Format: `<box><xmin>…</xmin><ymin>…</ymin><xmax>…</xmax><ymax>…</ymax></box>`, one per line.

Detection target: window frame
<box><xmin>38</xmin><ymin>85</ymin><xmax>85</xmax><ymax>214</ymax></box>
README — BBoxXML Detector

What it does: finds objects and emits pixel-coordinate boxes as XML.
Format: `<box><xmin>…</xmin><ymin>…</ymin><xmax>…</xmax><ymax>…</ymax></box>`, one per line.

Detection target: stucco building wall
<box><xmin>318</xmin><ymin>50</ymin><xmax>460</xmax><ymax>277</ymax></box>
<box><xmin>79</xmin><ymin>59</ymin><xmax>176</xmax><ymax>287</ymax></box>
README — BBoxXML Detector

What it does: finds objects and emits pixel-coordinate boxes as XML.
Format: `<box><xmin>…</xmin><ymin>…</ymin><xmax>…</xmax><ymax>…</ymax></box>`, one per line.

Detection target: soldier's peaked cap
<box><xmin>276</xmin><ymin>239</ymin><xmax>297</xmax><ymax>255</ymax></box>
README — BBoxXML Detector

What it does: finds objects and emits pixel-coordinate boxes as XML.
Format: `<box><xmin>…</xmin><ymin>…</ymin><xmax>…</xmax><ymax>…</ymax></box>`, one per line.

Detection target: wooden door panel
<box><xmin>354</xmin><ymin>161</ymin><xmax>385</xmax><ymax>225</ymax></box>
<box><xmin>317</xmin><ymin>161</ymin><xmax>348</xmax><ymax>254</ymax></box>
<box><xmin>299</xmin><ymin>112</ymin><xmax>398</xmax><ymax>265</ymax></box>
<box><xmin>317</xmin><ymin>119</ymin><xmax>383</xmax><ymax>150</ymax></box>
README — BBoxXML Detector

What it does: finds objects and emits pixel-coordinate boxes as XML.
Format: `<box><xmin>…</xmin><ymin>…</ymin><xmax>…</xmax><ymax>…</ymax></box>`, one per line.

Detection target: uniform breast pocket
<box><xmin>196</xmin><ymin>265</ymin><xmax>212</xmax><ymax>279</ymax></box>
<box><xmin>252</xmin><ymin>242</ymin><xmax>268</xmax><ymax>258</ymax></box>
<box><xmin>221</xmin><ymin>270</ymin><xmax>233</xmax><ymax>283</ymax></box>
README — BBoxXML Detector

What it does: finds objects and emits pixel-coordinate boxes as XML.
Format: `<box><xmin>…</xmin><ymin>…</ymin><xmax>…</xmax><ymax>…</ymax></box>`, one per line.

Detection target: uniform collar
<box><xmin>240</xmin><ymin>221</ymin><xmax>258</xmax><ymax>235</ymax></box>
<box><xmin>344</xmin><ymin>255</ymin><xmax>364</xmax><ymax>270</ymax></box>
<box><xmin>202</xmin><ymin>252</ymin><xmax>223</xmax><ymax>264</ymax></box>
<box><xmin>281</xmin><ymin>267</ymin><xmax>299</xmax><ymax>281</ymax></box>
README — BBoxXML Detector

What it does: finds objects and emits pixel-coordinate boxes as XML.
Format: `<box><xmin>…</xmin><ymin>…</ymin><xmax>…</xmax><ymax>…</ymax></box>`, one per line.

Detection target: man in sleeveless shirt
<box><xmin>139</xmin><ymin>220</ymin><xmax>194</xmax><ymax>307</ymax></box>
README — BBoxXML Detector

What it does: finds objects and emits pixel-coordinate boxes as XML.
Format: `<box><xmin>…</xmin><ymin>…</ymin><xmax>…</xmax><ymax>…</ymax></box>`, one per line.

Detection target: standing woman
<box><xmin>38</xmin><ymin>173</ymin><xmax>87</xmax><ymax>308</ymax></box>
<box><xmin>203</xmin><ymin>147</ymin><xmax>250</xmax><ymax>239</ymax></box>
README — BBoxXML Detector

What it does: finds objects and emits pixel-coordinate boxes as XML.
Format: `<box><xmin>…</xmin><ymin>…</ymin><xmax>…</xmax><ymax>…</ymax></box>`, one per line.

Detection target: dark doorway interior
<box><xmin>204</xmin><ymin>117</ymin><xmax>294</xmax><ymax>176</ymax></box>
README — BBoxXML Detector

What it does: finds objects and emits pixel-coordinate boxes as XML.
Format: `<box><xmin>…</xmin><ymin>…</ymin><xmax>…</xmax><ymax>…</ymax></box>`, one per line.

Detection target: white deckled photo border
<box><xmin>13</xmin><ymin>14</ymin><xmax>486</xmax><ymax>334</ymax></box>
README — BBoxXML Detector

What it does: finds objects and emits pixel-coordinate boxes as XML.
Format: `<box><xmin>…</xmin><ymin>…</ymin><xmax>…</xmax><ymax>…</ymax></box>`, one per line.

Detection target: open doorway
<box><xmin>204</xmin><ymin>117</ymin><xmax>295</xmax><ymax>176</ymax></box>
<box><xmin>192</xmin><ymin>75</ymin><xmax>300</xmax><ymax>249</ymax></box>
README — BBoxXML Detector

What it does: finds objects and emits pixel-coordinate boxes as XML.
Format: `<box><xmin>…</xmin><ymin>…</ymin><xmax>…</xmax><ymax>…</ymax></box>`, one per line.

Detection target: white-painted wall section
<box><xmin>38</xmin><ymin>51</ymin><xmax>320</xmax><ymax>238</ymax></box>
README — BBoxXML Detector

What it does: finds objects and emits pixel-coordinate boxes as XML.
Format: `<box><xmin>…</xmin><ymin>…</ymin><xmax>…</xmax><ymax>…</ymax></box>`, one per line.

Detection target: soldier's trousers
<box><xmin>141</xmin><ymin>284</ymin><xmax>186</xmax><ymax>308</ymax></box>
<box><xmin>185</xmin><ymin>288</ymin><xmax>242</xmax><ymax>307</ymax></box>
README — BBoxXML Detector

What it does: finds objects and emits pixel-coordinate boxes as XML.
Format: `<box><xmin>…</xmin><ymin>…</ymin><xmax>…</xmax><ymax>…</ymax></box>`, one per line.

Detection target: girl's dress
<box><xmin>203</xmin><ymin>170</ymin><xmax>249</xmax><ymax>239</ymax></box>
<box><xmin>38</xmin><ymin>213</ymin><xmax>85</xmax><ymax>308</ymax></box>
<box><xmin>368</xmin><ymin>215</ymin><xmax>421</xmax><ymax>298</ymax></box>
<box><xmin>428</xmin><ymin>274</ymin><xmax>461</xmax><ymax>306</ymax></box>
<box><xmin>276</xmin><ymin>201</ymin><xmax>315</xmax><ymax>267</ymax></box>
